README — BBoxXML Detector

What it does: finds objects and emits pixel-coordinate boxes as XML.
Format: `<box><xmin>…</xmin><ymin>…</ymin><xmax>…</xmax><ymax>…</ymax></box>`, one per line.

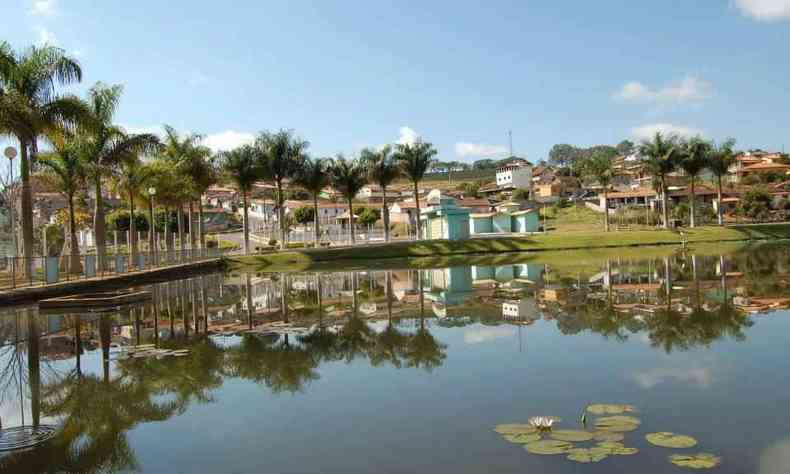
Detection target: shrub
<box><xmin>356</xmin><ymin>207</ymin><xmax>381</xmax><ymax>227</ymax></box>
<box><xmin>107</xmin><ymin>210</ymin><xmax>150</xmax><ymax>233</ymax></box>
<box><xmin>293</xmin><ymin>206</ymin><xmax>315</xmax><ymax>225</ymax></box>
<box><xmin>738</xmin><ymin>188</ymin><xmax>772</xmax><ymax>219</ymax></box>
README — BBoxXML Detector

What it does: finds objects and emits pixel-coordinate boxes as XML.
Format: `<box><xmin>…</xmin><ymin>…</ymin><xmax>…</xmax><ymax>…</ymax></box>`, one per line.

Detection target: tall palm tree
<box><xmin>37</xmin><ymin>133</ymin><xmax>86</xmax><ymax>272</ymax></box>
<box><xmin>161</xmin><ymin>125</ymin><xmax>204</xmax><ymax>250</ymax></box>
<box><xmin>257</xmin><ymin>129</ymin><xmax>307</xmax><ymax>249</ymax></box>
<box><xmin>679</xmin><ymin>137</ymin><xmax>710</xmax><ymax>228</ymax></box>
<box><xmin>110</xmin><ymin>156</ymin><xmax>152</xmax><ymax>262</ymax></box>
<box><xmin>179</xmin><ymin>143</ymin><xmax>216</xmax><ymax>249</ymax></box>
<box><xmin>0</xmin><ymin>42</ymin><xmax>86</xmax><ymax>275</ymax></box>
<box><xmin>329</xmin><ymin>155</ymin><xmax>367</xmax><ymax>244</ymax></box>
<box><xmin>640</xmin><ymin>132</ymin><xmax>680</xmax><ymax>229</ymax></box>
<box><xmin>221</xmin><ymin>144</ymin><xmax>262</xmax><ymax>254</ymax></box>
<box><xmin>80</xmin><ymin>83</ymin><xmax>160</xmax><ymax>270</ymax></box>
<box><xmin>395</xmin><ymin>141</ymin><xmax>437</xmax><ymax>239</ymax></box>
<box><xmin>362</xmin><ymin>145</ymin><xmax>401</xmax><ymax>242</ymax></box>
<box><xmin>707</xmin><ymin>139</ymin><xmax>736</xmax><ymax>225</ymax></box>
<box><xmin>293</xmin><ymin>156</ymin><xmax>329</xmax><ymax>245</ymax></box>
<box><xmin>582</xmin><ymin>150</ymin><xmax>615</xmax><ymax>232</ymax></box>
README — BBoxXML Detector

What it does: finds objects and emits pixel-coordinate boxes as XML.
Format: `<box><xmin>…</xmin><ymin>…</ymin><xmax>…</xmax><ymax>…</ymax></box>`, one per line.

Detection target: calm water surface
<box><xmin>1</xmin><ymin>244</ymin><xmax>790</xmax><ymax>473</ymax></box>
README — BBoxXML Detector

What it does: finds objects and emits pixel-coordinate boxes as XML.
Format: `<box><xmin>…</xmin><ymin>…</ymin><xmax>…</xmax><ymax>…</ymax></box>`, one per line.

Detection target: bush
<box><xmin>356</xmin><ymin>207</ymin><xmax>381</xmax><ymax>227</ymax></box>
<box><xmin>512</xmin><ymin>188</ymin><xmax>531</xmax><ymax>201</ymax></box>
<box><xmin>268</xmin><ymin>238</ymin><xmax>278</xmax><ymax>247</ymax></box>
<box><xmin>293</xmin><ymin>206</ymin><xmax>315</xmax><ymax>225</ymax></box>
<box><xmin>107</xmin><ymin>210</ymin><xmax>150</xmax><ymax>233</ymax></box>
<box><xmin>738</xmin><ymin>188</ymin><xmax>772</xmax><ymax>220</ymax></box>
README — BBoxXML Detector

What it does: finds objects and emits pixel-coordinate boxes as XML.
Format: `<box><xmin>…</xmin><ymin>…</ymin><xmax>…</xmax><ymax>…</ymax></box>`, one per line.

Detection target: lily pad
<box><xmin>592</xmin><ymin>431</ymin><xmax>625</xmax><ymax>442</ymax></box>
<box><xmin>596</xmin><ymin>441</ymin><xmax>639</xmax><ymax>455</ymax></box>
<box><xmin>646</xmin><ymin>432</ymin><xmax>698</xmax><ymax>449</ymax></box>
<box><xmin>566</xmin><ymin>448</ymin><xmax>609</xmax><ymax>463</ymax></box>
<box><xmin>524</xmin><ymin>439</ymin><xmax>574</xmax><ymax>455</ymax></box>
<box><xmin>494</xmin><ymin>424</ymin><xmax>538</xmax><ymax>435</ymax></box>
<box><xmin>669</xmin><ymin>453</ymin><xmax>721</xmax><ymax>469</ymax></box>
<box><xmin>586</xmin><ymin>404</ymin><xmax>636</xmax><ymax>415</ymax></box>
<box><xmin>594</xmin><ymin>415</ymin><xmax>641</xmax><ymax>432</ymax></box>
<box><xmin>549</xmin><ymin>430</ymin><xmax>594</xmax><ymax>442</ymax></box>
<box><xmin>502</xmin><ymin>433</ymin><xmax>542</xmax><ymax>444</ymax></box>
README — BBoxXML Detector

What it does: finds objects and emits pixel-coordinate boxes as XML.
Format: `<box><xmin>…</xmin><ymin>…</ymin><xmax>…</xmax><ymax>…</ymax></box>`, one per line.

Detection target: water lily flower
<box><xmin>529</xmin><ymin>416</ymin><xmax>560</xmax><ymax>430</ymax></box>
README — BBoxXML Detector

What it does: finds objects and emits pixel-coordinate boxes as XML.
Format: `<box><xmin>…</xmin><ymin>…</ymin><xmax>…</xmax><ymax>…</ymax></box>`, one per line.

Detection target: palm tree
<box><xmin>161</xmin><ymin>125</ymin><xmax>205</xmax><ymax>250</ymax></box>
<box><xmin>293</xmin><ymin>157</ymin><xmax>329</xmax><ymax>245</ymax></box>
<box><xmin>37</xmin><ymin>133</ymin><xmax>85</xmax><ymax>273</ymax></box>
<box><xmin>80</xmin><ymin>83</ymin><xmax>160</xmax><ymax>270</ymax></box>
<box><xmin>640</xmin><ymin>132</ymin><xmax>681</xmax><ymax>229</ymax></box>
<box><xmin>0</xmin><ymin>43</ymin><xmax>86</xmax><ymax>275</ymax></box>
<box><xmin>180</xmin><ymin>144</ymin><xmax>216</xmax><ymax>250</ymax></box>
<box><xmin>679</xmin><ymin>137</ymin><xmax>711</xmax><ymax>228</ymax></box>
<box><xmin>257</xmin><ymin>129</ymin><xmax>307</xmax><ymax>249</ymax></box>
<box><xmin>221</xmin><ymin>145</ymin><xmax>262</xmax><ymax>254</ymax></box>
<box><xmin>329</xmin><ymin>155</ymin><xmax>367</xmax><ymax>244</ymax></box>
<box><xmin>110</xmin><ymin>156</ymin><xmax>152</xmax><ymax>262</ymax></box>
<box><xmin>583</xmin><ymin>150</ymin><xmax>615</xmax><ymax>232</ymax></box>
<box><xmin>362</xmin><ymin>145</ymin><xmax>401</xmax><ymax>242</ymax></box>
<box><xmin>395</xmin><ymin>141</ymin><xmax>437</xmax><ymax>239</ymax></box>
<box><xmin>707</xmin><ymin>139</ymin><xmax>736</xmax><ymax>225</ymax></box>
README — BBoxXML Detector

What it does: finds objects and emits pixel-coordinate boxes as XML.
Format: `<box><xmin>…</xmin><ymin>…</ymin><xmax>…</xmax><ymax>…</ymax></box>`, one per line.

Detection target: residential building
<box><xmin>495</xmin><ymin>158</ymin><xmax>533</xmax><ymax>190</ymax></box>
<box><xmin>419</xmin><ymin>190</ymin><xmax>471</xmax><ymax>241</ymax></box>
<box><xmin>469</xmin><ymin>201</ymin><xmax>539</xmax><ymax>235</ymax></box>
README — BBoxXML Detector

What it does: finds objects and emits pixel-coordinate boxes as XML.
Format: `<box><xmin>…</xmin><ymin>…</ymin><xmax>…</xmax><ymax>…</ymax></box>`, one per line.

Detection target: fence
<box><xmin>0</xmin><ymin>247</ymin><xmax>227</xmax><ymax>291</ymax></box>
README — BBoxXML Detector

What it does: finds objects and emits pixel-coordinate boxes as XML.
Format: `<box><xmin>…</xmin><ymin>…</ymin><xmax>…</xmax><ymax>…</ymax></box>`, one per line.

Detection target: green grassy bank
<box><xmin>226</xmin><ymin>223</ymin><xmax>790</xmax><ymax>272</ymax></box>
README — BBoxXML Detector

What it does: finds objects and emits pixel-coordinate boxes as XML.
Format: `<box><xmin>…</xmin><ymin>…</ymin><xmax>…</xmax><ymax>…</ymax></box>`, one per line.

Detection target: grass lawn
<box><xmin>226</xmin><ymin>222</ymin><xmax>790</xmax><ymax>272</ymax></box>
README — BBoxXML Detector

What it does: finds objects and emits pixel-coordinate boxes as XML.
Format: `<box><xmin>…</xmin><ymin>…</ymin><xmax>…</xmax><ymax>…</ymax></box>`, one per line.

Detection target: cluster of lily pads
<box><xmin>115</xmin><ymin>344</ymin><xmax>190</xmax><ymax>360</ymax></box>
<box><xmin>494</xmin><ymin>403</ymin><xmax>721</xmax><ymax>469</ymax></box>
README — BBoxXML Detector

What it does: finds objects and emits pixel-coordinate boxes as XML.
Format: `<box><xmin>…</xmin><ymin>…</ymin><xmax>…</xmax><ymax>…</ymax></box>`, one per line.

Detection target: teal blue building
<box><xmin>420</xmin><ymin>191</ymin><xmax>471</xmax><ymax>241</ymax></box>
<box><xmin>469</xmin><ymin>201</ymin><xmax>539</xmax><ymax>236</ymax></box>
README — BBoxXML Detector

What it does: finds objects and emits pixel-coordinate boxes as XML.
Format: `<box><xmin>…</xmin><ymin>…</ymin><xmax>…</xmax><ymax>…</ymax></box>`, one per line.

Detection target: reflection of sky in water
<box><xmin>631</xmin><ymin>366</ymin><xmax>714</xmax><ymax>389</ymax></box>
<box><xmin>463</xmin><ymin>326</ymin><xmax>516</xmax><ymax>344</ymax></box>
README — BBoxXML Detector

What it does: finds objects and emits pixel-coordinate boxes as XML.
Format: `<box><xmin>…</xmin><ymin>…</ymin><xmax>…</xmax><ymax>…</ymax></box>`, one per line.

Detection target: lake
<box><xmin>1</xmin><ymin>243</ymin><xmax>789</xmax><ymax>473</ymax></box>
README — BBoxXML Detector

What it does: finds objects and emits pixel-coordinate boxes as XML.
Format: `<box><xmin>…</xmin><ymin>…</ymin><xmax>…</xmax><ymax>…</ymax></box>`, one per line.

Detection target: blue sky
<box><xmin>1</xmin><ymin>0</ymin><xmax>789</xmax><ymax>166</ymax></box>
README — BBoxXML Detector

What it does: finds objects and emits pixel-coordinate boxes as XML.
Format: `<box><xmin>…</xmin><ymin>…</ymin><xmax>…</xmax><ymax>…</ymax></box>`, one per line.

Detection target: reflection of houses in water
<box><xmin>472</xmin><ymin>264</ymin><xmax>544</xmax><ymax>285</ymax></box>
<box><xmin>502</xmin><ymin>299</ymin><xmax>540</xmax><ymax>322</ymax></box>
<box><xmin>423</xmin><ymin>267</ymin><xmax>474</xmax><ymax>308</ymax></box>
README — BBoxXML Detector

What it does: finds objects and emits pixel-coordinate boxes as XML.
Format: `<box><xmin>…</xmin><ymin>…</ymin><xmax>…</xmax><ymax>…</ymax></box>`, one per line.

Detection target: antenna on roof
<box><xmin>508</xmin><ymin>130</ymin><xmax>513</xmax><ymax>157</ymax></box>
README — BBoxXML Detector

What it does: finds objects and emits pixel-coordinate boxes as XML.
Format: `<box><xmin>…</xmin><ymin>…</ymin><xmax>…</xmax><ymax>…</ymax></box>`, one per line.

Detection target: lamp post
<box><xmin>5</xmin><ymin>147</ymin><xmax>18</xmax><ymax>287</ymax></box>
<box><xmin>148</xmin><ymin>187</ymin><xmax>157</xmax><ymax>265</ymax></box>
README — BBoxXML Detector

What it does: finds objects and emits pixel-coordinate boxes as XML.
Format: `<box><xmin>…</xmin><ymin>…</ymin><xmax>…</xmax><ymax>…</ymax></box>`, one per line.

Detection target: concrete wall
<box><xmin>470</xmin><ymin>216</ymin><xmax>493</xmax><ymax>234</ymax></box>
<box><xmin>492</xmin><ymin>214</ymin><xmax>511</xmax><ymax>233</ymax></box>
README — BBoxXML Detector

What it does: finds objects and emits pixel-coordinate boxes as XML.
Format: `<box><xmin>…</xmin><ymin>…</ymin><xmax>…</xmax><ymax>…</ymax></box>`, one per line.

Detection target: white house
<box><xmin>495</xmin><ymin>159</ymin><xmax>533</xmax><ymax>190</ymax></box>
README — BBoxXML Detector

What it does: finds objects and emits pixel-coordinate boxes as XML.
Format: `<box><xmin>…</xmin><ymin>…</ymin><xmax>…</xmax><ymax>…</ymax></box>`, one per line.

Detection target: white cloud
<box><xmin>735</xmin><ymin>0</ymin><xmax>790</xmax><ymax>21</ymax></box>
<box><xmin>202</xmin><ymin>130</ymin><xmax>255</xmax><ymax>152</ymax></box>
<box><xmin>30</xmin><ymin>0</ymin><xmax>57</xmax><ymax>17</ymax></box>
<box><xmin>34</xmin><ymin>26</ymin><xmax>57</xmax><ymax>46</ymax></box>
<box><xmin>398</xmin><ymin>126</ymin><xmax>420</xmax><ymax>145</ymax></box>
<box><xmin>455</xmin><ymin>142</ymin><xmax>509</xmax><ymax>159</ymax></box>
<box><xmin>122</xmin><ymin>124</ymin><xmax>162</xmax><ymax>136</ymax></box>
<box><xmin>614</xmin><ymin>75</ymin><xmax>714</xmax><ymax>103</ymax></box>
<box><xmin>631</xmin><ymin>123</ymin><xmax>703</xmax><ymax>141</ymax></box>
<box><xmin>463</xmin><ymin>326</ymin><xmax>516</xmax><ymax>345</ymax></box>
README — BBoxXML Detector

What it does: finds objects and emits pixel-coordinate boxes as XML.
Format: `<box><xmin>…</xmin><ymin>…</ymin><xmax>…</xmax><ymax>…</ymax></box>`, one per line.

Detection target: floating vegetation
<box><xmin>494</xmin><ymin>424</ymin><xmax>538</xmax><ymax>435</ymax></box>
<box><xmin>503</xmin><ymin>433</ymin><xmax>541</xmax><ymax>444</ymax></box>
<box><xmin>646</xmin><ymin>432</ymin><xmax>698</xmax><ymax>449</ymax></box>
<box><xmin>592</xmin><ymin>431</ymin><xmax>625</xmax><ymax>442</ymax></box>
<box><xmin>528</xmin><ymin>416</ymin><xmax>561</xmax><ymax>431</ymax></box>
<box><xmin>586</xmin><ymin>404</ymin><xmax>636</xmax><ymax>415</ymax></box>
<box><xmin>549</xmin><ymin>430</ymin><xmax>594</xmax><ymax>442</ymax></box>
<box><xmin>594</xmin><ymin>415</ymin><xmax>641</xmax><ymax>432</ymax></box>
<box><xmin>115</xmin><ymin>345</ymin><xmax>191</xmax><ymax>360</ymax></box>
<box><xmin>524</xmin><ymin>439</ymin><xmax>573</xmax><ymax>455</ymax></box>
<box><xmin>596</xmin><ymin>441</ymin><xmax>639</xmax><ymax>456</ymax></box>
<box><xmin>566</xmin><ymin>447</ymin><xmax>609</xmax><ymax>463</ymax></box>
<box><xmin>669</xmin><ymin>453</ymin><xmax>722</xmax><ymax>469</ymax></box>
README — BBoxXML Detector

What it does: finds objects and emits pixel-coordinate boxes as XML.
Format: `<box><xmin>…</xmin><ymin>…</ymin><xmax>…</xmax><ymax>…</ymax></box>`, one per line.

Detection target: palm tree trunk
<box><xmin>246</xmin><ymin>273</ymin><xmax>253</xmax><ymax>329</ymax></box>
<box><xmin>661</xmin><ymin>177</ymin><xmax>669</xmax><ymax>229</ymax></box>
<box><xmin>242</xmin><ymin>191</ymin><xmax>250</xmax><ymax>255</ymax></box>
<box><xmin>94</xmin><ymin>176</ymin><xmax>107</xmax><ymax>271</ymax></box>
<box><xmin>148</xmin><ymin>197</ymin><xmax>155</xmax><ymax>258</ymax></box>
<box><xmin>603</xmin><ymin>189</ymin><xmax>609</xmax><ymax>232</ymax></box>
<box><xmin>413</xmin><ymin>182</ymin><xmax>421</xmax><ymax>240</ymax></box>
<box><xmin>689</xmin><ymin>176</ymin><xmax>696</xmax><ymax>228</ymax></box>
<box><xmin>277</xmin><ymin>181</ymin><xmax>286</xmax><ymax>250</ymax></box>
<box><xmin>716</xmin><ymin>176</ymin><xmax>724</xmax><ymax>226</ymax></box>
<box><xmin>129</xmin><ymin>188</ymin><xmax>138</xmax><ymax>262</ymax></box>
<box><xmin>313</xmin><ymin>195</ymin><xmax>320</xmax><ymax>245</ymax></box>
<box><xmin>177</xmin><ymin>203</ymin><xmax>185</xmax><ymax>253</ymax></box>
<box><xmin>188</xmin><ymin>201</ymin><xmax>196</xmax><ymax>249</ymax></box>
<box><xmin>67</xmin><ymin>194</ymin><xmax>81</xmax><ymax>273</ymax></box>
<box><xmin>27</xmin><ymin>314</ymin><xmax>40</xmax><ymax>427</ymax></box>
<box><xmin>19</xmin><ymin>141</ymin><xmax>34</xmax><ymax>278</ymax></box>
<box><xmin>382</xmin><ymin>186</ymin><xmax>390</xmax><ymax>242</ymax></box>
<box><xmin>165</xmin><ymin>206</ymin><xmax>173</xmax><ymax>251</ymax></box>
<box><xmin>198</xmin><ymin>198</ymin><xmax>205</xmax><ymax>250</ymax></box>
<box><xmin>348</xmin><ymin>197</ymin><xmax>355</xmax><ymax>244</ymax></box>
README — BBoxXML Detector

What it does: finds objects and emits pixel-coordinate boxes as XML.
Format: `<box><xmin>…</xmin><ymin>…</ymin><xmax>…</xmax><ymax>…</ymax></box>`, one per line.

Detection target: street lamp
<box><xmin>147</xmin><ymin>187</ymin><xmax>157</xmax><ymax>263</ymax></box>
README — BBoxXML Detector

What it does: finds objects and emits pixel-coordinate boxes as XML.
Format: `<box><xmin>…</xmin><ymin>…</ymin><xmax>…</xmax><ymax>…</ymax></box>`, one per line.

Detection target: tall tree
<box><xmin>37</xmin><ymin>133</ymin><xmax>86</xmax><ymax>272</ymax></box>
<box><xmin>329</xmin><ymin>155</ymin><xmax>366</xmax><ymax>244</ymax></box>
<box><xmin>293</xmin><ymin>157</ymin><xmax>329</xmax><ymax>245</ymax></box>
<box><xmin>110</xmin><ymin>156</ymin><xmax>152</xmax><ymax>262</ymax></box>
<box><xmin>395</xmin><ymin>141</ymin><xmax>437</xmax><ymax>239</ymax></box>
<box><xmin>0</xmin><ymin>43</ymin><xmax>86</xmax><ymax>275</ymax></box>
<box><xmin>161</xmin><ymin>125</ymin><xmax>204</xmax><ymax>250</ymax></box>
<box><xmin>220</xmin><ymin>145</ymin><xmax>262</xmax><ymax>254</ymax></box>
<box><xmin>583</xmin><ymin>150</ymin><xmax>615</xmax><ymax>232</ymax></box>
<box><xmin>179</xmin><ymin>143</ymin><xmax>216</xmax><ymax>249</ymax></box>
<box><xmin>679</xmin><ymin>137</ymin><xmax>711</xmax><ymax>228</ymax></box>
<box><xmin>362</xmin><ymin>145</ymin><xmax>401</xmax><ymax>242</ymax></box>
<box><xmin>81</xmin><ymin>83</ymin><xmax>160</xmax><ymax>270</ymax></box>
<box><xmin>707</xmin><ymin>139</ymin><xmax>737</xmax><ymax>226</ymax></box>
<box><xmin>256</xmin><ymin>129</ymin><xmax>307</xmax><ymax>249</ymax></box>
<box><xmin>640</xmin><ymin>133</ymin><xmax>680</xmax><ymax>229</ymax></box>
